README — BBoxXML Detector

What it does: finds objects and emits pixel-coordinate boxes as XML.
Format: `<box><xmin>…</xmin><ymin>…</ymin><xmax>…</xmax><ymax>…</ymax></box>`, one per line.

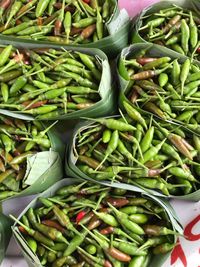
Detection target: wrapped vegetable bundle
<box><xmin>11</xmin><ymin>178</ymin><xmax>182</xmax><ymax>267</ymax></box>
<box><xmin>0</xmin><ymin>0</ymin><xmax>130</xmax><ymax>56</ymax></box>
<box><xmin>131</xmin><ymin>0</ymin><xmax>200</xmax><ymax>60</ymax></box>
<box><xmin>0</xmin><ymin>112</ymin><xmax>63</xmax><ymax>201</ymax></box>
<box><xmin>0</xmin><ymin>43</ymin><xmax>114</xmax><ymax>120</ymax></box>
<box><xmin>118</xmin><ymin>43</ymin><xmax>200</xmax><ymax>132</ymax></box>
<box><xmin>66</xmin><ymin>110</ymin><xmax>200</xmax><ymax>200</ymax></box>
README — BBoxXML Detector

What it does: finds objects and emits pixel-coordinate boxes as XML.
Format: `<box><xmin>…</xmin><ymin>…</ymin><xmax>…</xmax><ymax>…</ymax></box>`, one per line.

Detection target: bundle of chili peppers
<box><xmin>0</xmin><ymin>44</ymin><xmax>102</xmax><ymax>119</ymax></box>
<box><xmin>0</xmin><ymin>0</ymin><xmax>115</xmax><ymax>44</ymax></box>
<box><xmin>11</xmin><ymin>182</ymin><xmax>179</xmax><ymax>267</ymax></box>
<box><xmin>138</xmin><ymin>5</ymin><xmax>200</xmax><ymax>59</ymax></box>
<box><xmin>73</xmin><ymin>109</ymin><xmax>200</xmax><ymax>196</ymax></box>
<box><xmin>120</xmin><ymin>49</ymin><xmax>200</xmax><ymax>129</ymax></box>
<box><xmin>0</xmin><ymin>114</ymin><xmax>52</xmax><ymax>200</ymax></box>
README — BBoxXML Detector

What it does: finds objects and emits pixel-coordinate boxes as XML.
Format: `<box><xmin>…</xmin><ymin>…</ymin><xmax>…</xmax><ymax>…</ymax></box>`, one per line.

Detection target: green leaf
<box><xmin>0</xmin><ymin>213</ymin><xmax>12</xmax><ymax>265</ymax></box>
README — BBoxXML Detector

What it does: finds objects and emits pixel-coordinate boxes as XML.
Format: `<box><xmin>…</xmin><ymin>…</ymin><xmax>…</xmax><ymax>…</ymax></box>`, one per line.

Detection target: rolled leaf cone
<box><xmin>0</xmin><ymin>40</ymin><xmax>116</xmax><ymax>120</ymax></box>
<box><xmin>12</xmin><ymin>178</ymin><xmax>182</xmax><ymax>267</ymax></box>
<box><xmin>0</xmin><ymin>1</ymin><xmax>130</xmax><ymax>58</ymax></box>
<box><xmin>0</xmin><ymin>111</ymin><xmax>64</xmax><ymax>202</ymax></box>
<box><xmin>117</xmin><ymin>43</ymin><xmax>200</xmax><ymax>135</ymax></box>
<box><xmin>130</xmin><ymin>0</ymin><xmax>200</xmax><ymax>51</ymax></box>
<box><xmin>65</xmin><ymin>116</ymin><xmax>200</xmax><ymax>201</ymax></box>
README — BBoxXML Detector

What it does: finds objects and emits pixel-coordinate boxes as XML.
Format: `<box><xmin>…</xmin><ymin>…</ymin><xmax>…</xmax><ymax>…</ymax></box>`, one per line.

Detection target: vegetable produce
<box><xmin>118</xmin><ymin>46</ymin><xmax>200</xmax><ymax>128</ymax></box>
<box><xmin>0</xmin><ymin>44</ymin><xmax>103</xmax><ymax>119</ymax></box>
<box><xmin>11</xmin><ymin>180</ymin><xmax>179</xmax><ymax>266</ymax></box>
<box><xmin>138</xmin><ymin>4</ymin><xmax>200</xmax><ymax>59</ymax></box>
<box><xmin>70</xmin><ymin>111</ymin><xmax>200</xmax><ymax>196</ymax></box>
<box><xmin>0</xmin><ymin>113</ymin><xmax>59</xmax><ymax>200</ymax></box>
<box><xmin>0</xmin><ymin>0</ymin><xmax>116</xmax><ymax>45</ymax></box>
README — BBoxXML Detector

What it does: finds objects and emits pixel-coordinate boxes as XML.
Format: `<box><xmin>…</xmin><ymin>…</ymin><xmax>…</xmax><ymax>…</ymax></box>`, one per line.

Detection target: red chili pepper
<box><xmin>42</xmin><ymin>220</ymin><xmax>65</xmax><ymax>233</ymax></box>
<box><xmin>197</xmin><ymin>47</ymin><xmax>200</xmax><ymax>53</ymax></box>
<box><xmin>88</xmin><ymin>215</ymin><xmax>101</xmax><ymax>230</ymax></box>
<box><xmin>184</xmin><ymin>215</ymin><xmax>200</xmax><ymax>241</ymax></box>
<box><xmin>107</xmin><ymin>247</ymin><xmax>131</xmax><ymax>262</ymax></box>
<box><xmin>83</xmin><ymin>0</ymin><xmax>90</xmax><ymax>3</ymax></box>
<box><xmin>22</xmin><ymin>100</ymin><xmax>48</xmax><ymax>109</ymax></box>
<box><xmin>104</xmin><ymin>261</ymin><xmax>113</xmax><ymax>267</ymax></box>
<box><xmin>16</xmin><ymin>19</ymin><xmax>22</xmax><ymax>25</ymax></box>
<box><xmin>70</xmin><ymin>27</ymin><xmax>82</xmax><ymax>36</ymax></box>
<box><xmin>54</xmin><ymin>19</ymin><xmax>62</xmax><ymax>36</ymax></box>
<box><xmin>100</xmin><ymin>226</ymin><xmax>114</xmax><ymax>235</ymax></box>
<box><xmin>0</xmin><ymin>0</ymin><xmax>11</xmax><ymax>9</ymax></box>
<box><xmin>136</xmin><ymin>57</ymin><xmax>157</xmax><ymax>65</ymax></box>
<box><xmin>76</xmin><ymin>211</ymin><xmax>87</xmax><ymax>224</ymax></box>
<box><xmin>18</xmin><ymin>226</ymin><xmax>28</xmax><ymax>234</ymax></box>
<box><xmin>106</xmin><ymin>197</ymin><xmax>129</xmax><ymax>208</ymax></box>
<box><xmin>37</xmin><ymin>17</ymin><xmax>43</xmax><ymax>26</ymax></box>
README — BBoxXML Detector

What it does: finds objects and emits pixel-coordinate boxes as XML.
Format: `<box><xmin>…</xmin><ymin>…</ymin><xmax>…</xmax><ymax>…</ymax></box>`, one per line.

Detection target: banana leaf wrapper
<box><xmin>117</xmin><ymin>43</ymin><xmax>200</xmax><ymax>136</ymax></box>
<box><xmin>130</xmin><ymin>0</ymin><xmax>200</xmax><ymax>56</ymax></box>
<box><xmin>12</xmin><ymin>178</ymin><xmax>183</xmax><ymax>267</ymax></box>
<box><xmin>0</xmin><ymin>212</ymin><xmax>12</xmax><ymax>265</ymax></box>
<box><xmin>0</xmin><ymin>0</ymin><xmax>130</xmax><ymax>58</ymax></box>
<box><xmin>0</xmin><ymin>40</ymin><xmax>116</xmax><ymax>120</ymax></box>
<box><xmin>66</xmin><ymin>118</ymin><xmax>200</xmax><ymax>201</ymax></box>
<box><xmin>0</xmin><ymin>111</ymin><xmax>64</xmax><ymax>202</ymax></box>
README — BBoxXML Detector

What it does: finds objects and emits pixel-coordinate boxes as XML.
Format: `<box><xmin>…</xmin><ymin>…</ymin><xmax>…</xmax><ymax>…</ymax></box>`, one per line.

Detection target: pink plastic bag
<box><xmin>119</xmin><ymin>0</ymin><xmax>161</xmax><ymax>17</ymax></box>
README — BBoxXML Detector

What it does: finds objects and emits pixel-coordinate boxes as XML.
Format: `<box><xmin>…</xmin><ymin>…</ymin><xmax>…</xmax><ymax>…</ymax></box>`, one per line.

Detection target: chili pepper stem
<box><xmin>9</xmin><ymin>214</ymin><xmax>33</xmax><ymax>234</ymax></box>
<box><xmin>39</xmin><ymin>120</ymin><xmax>58</xmax><ymax>136</ymax></box>
<box><xmin>191</xmin><ymin>40</ymin><xmax>200</xmax><ymax>62</ymax></box>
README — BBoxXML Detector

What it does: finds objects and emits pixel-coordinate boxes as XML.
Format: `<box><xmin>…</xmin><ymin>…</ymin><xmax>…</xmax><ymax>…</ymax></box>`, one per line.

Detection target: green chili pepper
<box><xmin>140</xmin><ymin>126</ymin><xmax>154</xmax><ymax>153</ymax></box>
<box><xmin>143</xmin><ymin>224</ymin><xmax>179</xmax><ymax>236</ymax></box>
<box><xmin>5</xmin><ymin>1</ymin><xmax>22</xmax><ymax>26</ymax></box>
<box><xmin>1</xmin><ymin>82</ymin><xmax>9</xmax><ymax>102</ymax></box>
<box><xmin>128</xmin><ymin>255</ymin><xmax>146</xmax><ymax>267</ymax></box>
<box><xmin>88</xmin><ymin>118</ymin><xmax>136</xmax><ymax>132</ymax></box>
<box><xmin>181</xmin><ymin>19</ymin><xmax>190</xmax><ymax>55</ymax></box>
<box><xmin>64</xmin><ymin>11</ymin><xmax>71</xmax><ymax>43</ymax></box>
<box><xmin>10</xmin><ymin>215</ymin><xmax>55</xmax><ymax>247</ymax></box>
<box><xmin>168</xmin><ymin>166</ymin><xmax>197</xmax><ymax>182</ymax></box>
<box><xmin>93</xmin><ymin>211</ymin><xmax>118</xmax><ymax>227</ymax></box>
<box><xmin>180</xmin><ymin>58</ymin><xmax>190</xmax><ymax>96</ymax></box>
<box><xmin>36</xmin><ymin>0</ymin><xmax>51</xmax><ymax>17</ymax></box>
<box><xmin>10</xmin><ymin>76</ymin><xmax>27</xmax><ymax>95</ymax></box>
<box><xmin>140</xmin><ymin>18</ymin><xmax>165</xmax><ymax>30</ymax></box>
<box><xmin>158</xmin><ymin>73</ymin><xmax>168</xmax><ymax>87</ymax></box>
<box><xmin>53</xmin><ymin>205</ymin><xmax>80</xmax><ymax>235</ymax></box>
<box><xmin>140</xmin><ymin>139</ymin><xmax>166</xmax><ymax>164</ymax></box>
<box><xmin>134</xmin><ymin>178</ymin><xmax>169</xmax><ymax>196</ymax></box>
<box><xmin>34</xmin><ymin>222</ymin><xmax>68</xmax><ymax>243</ymax></box>
<box><xmin>189</xmin><ymin>12</ymin><xmax>198</xmax><ymax>48</ymax></box>
<box><xmin>142</xmin><ymin>57</ymin><xmax>171</xmax><ymax>70</ymax></box>
<box><xmin>123</xmin><ymin>101</ymin><xmax>147</xmax><ymax>129</ymax></box>
<box><xmin>96</xmin><ymin>130</ymin><xmax>119</xmax><ymax>170</ymax></box>
<box><xmin>63</xmin><ymin>229</ymin><xmax>87</xmax><ymax>257</ymax></box>
<box><xmin>0</xmin><ymin>45</ymin><xmax>12</xmax><ymax>67</ymax></box>
<box><xmin>153</xmin><ymin>242</ymin><xmax>175</xmax><ymax>254</ymax></box>
<box><xmin>108</xmin><ymin>203</ymin><xmax>145</xmax><ymax>235</ymax></box>
<box><xmin>26</xmin><ymin>237</ymin><xmax>37</xmax><ymax>253</ymax></box>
